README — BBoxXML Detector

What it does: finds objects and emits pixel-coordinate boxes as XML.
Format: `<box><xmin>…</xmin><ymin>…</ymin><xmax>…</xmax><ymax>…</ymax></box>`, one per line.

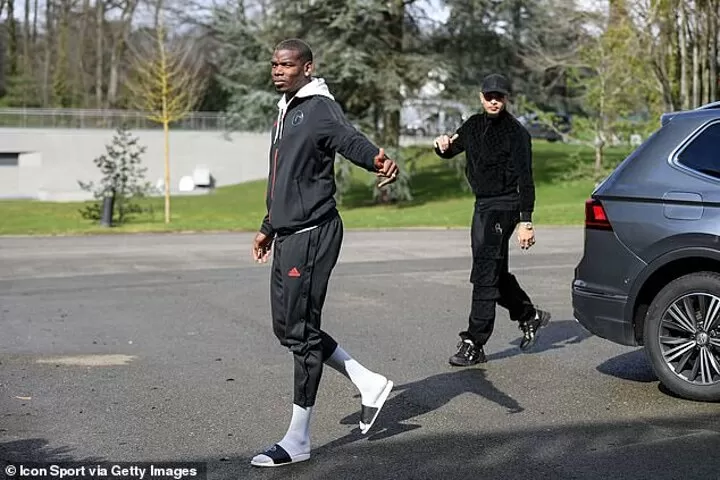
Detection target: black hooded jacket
<box><xmin>259</xmin><ymin>78</ymin><xmax>381</xmax><ymax>237</ymax></box>
<box><xmin>434</xmin><ymin>110</ymin><xmax>536</xmax><ymax>222</ymax></box>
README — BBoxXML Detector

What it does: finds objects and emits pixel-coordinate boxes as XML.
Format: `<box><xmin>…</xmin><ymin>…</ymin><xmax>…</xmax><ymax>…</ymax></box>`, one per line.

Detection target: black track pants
<box><xmin>462</xmin><ymin>207</ymin><xmax>536</xmax><ymax>346</ymax></box>
<box><xmin>270</xmin><ymin>214</ymin><xmax>343</xmax><ymax>408</ymax></box>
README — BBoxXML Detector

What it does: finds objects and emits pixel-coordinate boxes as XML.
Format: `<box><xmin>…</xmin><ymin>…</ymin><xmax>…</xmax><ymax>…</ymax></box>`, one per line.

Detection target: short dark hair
<box><xmin>275</xmin><ymin>38</ymin><xmax>313</xmax><ymax>64</ymax></box>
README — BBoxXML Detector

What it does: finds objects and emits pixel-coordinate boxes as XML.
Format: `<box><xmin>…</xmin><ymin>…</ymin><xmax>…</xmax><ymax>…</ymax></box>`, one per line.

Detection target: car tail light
<box><xmin>585</xmin><ymin>198</ymin><xmax>613</xmax><ymax>231</ymax></box>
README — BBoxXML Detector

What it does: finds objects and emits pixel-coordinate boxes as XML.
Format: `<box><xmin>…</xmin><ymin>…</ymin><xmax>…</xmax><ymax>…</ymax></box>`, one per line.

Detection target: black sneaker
<box><xmin>449</xmin><ymin>339</ymin><xmax>487</xmax><ymax>366</ymax></box>
<box><xmin>519</xmin><ymin>308</ymin><xmax>551</xmax><ymax>350</ymax></box>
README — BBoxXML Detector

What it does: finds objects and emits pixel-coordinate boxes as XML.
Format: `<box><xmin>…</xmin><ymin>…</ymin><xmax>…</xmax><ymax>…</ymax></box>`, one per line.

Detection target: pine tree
<box><xmin>210</xmin><ymin>5</ymin><xmax>279</xmax><ymax>132</ymax></box>
<box><xmin>78</xmin><ymin>127</ymin><xmax>155</xmax><ymax>225</ymax></box>
<box><xmin>210</xmin><ymin>0</ymin><xmax>431</xmax><ymax>204</ymax></box>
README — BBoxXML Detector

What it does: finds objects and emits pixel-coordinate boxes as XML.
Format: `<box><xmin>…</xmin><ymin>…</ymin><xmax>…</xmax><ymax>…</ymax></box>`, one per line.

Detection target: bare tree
<box><xmin>710</xmin><ymin>0</ymin><xmax>718</xmax><ymax>101</ymax></box>
<box><xmin>95</xmin><ymin>0</ymin><xmax>105</xmax><ymax>107</ymax></box>
<box><xmin>106</xmin><ymin>0</ymin><xmax>140</xmax><ymax>107</ymax></box>
<box><xmin>679</xmin><ymin>0</ymin><xmax>689</xmax><ymax>108</ymax></box>
<box><xmin>125</xmin><ymin>0</ymin><xmax>206</xmax><ymax>223</ymax></box>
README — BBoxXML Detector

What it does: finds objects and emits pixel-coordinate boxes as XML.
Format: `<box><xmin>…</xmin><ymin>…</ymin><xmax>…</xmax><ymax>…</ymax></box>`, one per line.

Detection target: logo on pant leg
<box><xmin>494</xmin><ymin>223</ymin><xmax>502</xmax><ymax>235</ymax></box>
<box><xmin>288</xmin><ymin>267</ymin><xmax>301</xmax><ymax>277</ymax></box>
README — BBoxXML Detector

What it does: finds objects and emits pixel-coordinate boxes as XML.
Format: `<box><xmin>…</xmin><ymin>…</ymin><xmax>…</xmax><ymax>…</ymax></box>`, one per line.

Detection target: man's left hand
<box><xmin>518</xmin><ymin>224</ymin><xmax>535</xmax><ymax>250</ymax></box>
<box><xmin>374</xmin><ymin>148</ymin><xmax>399</xmax><ymax>188</ymax></box>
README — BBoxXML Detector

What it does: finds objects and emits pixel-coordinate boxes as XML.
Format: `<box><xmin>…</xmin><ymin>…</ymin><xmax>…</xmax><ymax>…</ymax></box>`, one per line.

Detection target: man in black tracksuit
<box><xmin>434</xmin><ymin>73</ymin><xmax>551</xmax><ymax>367</ymax></box>
<box><xmin>250</xmin><ymin>39</ymin><xmax>398</xmax><ymax>468</ymax></box>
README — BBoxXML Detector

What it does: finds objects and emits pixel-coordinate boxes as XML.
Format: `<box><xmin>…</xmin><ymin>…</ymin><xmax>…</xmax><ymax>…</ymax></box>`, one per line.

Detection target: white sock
<box><xmin>325</xmin><ymin>345</ymin><xmax>388</xmax><ymax>405</ymax></box>
<box><xmin>252</xmin><ymin>404</ymin><xmax>311</xmax><ymax>465</ymax></box>
<box><xmin>278</xmin><ymin>403</ymin><xmax>312</xmax><ymax>455</ymax></box>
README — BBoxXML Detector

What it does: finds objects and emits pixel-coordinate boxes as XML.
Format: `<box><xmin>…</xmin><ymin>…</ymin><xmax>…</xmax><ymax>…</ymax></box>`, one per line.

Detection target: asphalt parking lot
<box><xmin>1</xmin><ymin>228</ymin><xmax>719</xmax><ymax>479</ymax></box>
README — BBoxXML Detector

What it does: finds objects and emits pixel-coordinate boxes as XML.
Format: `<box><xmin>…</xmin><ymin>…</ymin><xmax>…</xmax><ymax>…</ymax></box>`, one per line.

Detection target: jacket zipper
<box><xmin>270</xmin><ymin>106</ymin><xmax>287</xmax><ymax>220</ymax></box>
<box><xmin>271</xmin><ymin>148</ymin><xmax>279</xmax><ymax>200</ymax></box>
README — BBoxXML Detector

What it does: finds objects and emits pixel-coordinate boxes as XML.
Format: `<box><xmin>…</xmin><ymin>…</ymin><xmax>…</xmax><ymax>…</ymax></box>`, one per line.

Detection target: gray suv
<box><xmin>573</xmin><ymin>101</ymin><xmax>720</xmax><ymax>402</ymax></box>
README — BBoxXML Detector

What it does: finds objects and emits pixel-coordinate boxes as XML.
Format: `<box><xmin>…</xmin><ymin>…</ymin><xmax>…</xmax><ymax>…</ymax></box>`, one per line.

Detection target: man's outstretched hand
<box><xmin>374</xmin><ymin>148</ymin><xmax>399</xmax><ymax>188</ymax></box>
<box><xmin>434</xmin><ymin>133</ymin><xmax>459</xmax><ymax>153</ymax></box>
<box><xmin>252</xmin><ymin>232</ymin><xmax>273</xmax><ymax>263</ymax></box>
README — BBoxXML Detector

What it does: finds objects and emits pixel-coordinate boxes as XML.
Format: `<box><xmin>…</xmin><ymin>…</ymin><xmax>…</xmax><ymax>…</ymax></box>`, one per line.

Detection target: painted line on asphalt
<box><xmin>35</xmin><ymin>354</ymin><xmax>137</xmax><ymax>366</ymax></box>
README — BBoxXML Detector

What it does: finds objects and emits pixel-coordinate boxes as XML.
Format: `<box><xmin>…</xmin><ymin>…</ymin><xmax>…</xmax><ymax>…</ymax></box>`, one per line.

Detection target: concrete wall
<box><xmin>0</xmin><ymin>127</ymin><xmax>273</xmax><ymax>201</ymax></box>
<box><xmin>0</xmin><ymin>127</ymin><xmax>435</xmax><ymax>201</ymax></box>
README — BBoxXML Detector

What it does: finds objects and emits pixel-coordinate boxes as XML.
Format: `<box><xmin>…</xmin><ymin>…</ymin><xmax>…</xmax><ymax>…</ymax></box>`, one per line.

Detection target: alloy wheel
<box><xmin>659</xmin><ymin>292</ymin><xmax>720</xmax><ymax>386</ymax></box>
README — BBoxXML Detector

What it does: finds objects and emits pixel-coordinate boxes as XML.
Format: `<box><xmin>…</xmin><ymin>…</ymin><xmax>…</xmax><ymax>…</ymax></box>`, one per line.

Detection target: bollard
<box><xmin>100</xmin><ymin>195</ymin><xmax>115</xmax><ymax>227</ymax></box>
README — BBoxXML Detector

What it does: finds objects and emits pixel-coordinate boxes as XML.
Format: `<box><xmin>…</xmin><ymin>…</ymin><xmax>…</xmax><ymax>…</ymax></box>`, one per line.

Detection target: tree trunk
<box><xmin>7</xmin><ymin>0</ymin><xmax>17</xmax><ymax>76</ymax></box>
<box><xmin>78</xmin><ymin>0</ymin><xmax>91</xmax><ymax>107</ymax></box>
<box><xmin>374</xmin><ymin>0</ymin><xmax>406</xmax><ymax>204</ymax></box>
<box><xmin>108</xmin><ymin>47</ymin><xmax>119</xmax><ymax>107</ymax></box>
<box><xmin>22</xmin><ymin>0</ymin><xmax>29</xmax><ymax>60</ymax></box>
<box><xmin>107</xmin><ymin>0</ymin><xmax>139</xmax><ymax>107</ymax></box>
<box><xmin>594</xmin><ymin>140</ymin><xmax>605</xmax><ymax>178</ymax></box>
<box><xmin>711</xmin><ymin>0</ymin><xmax>718</xmax><ymax>102</ymax></box>
<box><xmin>383</xmin><ymin>0</ymin><xmax>403</xmax><ymax>151</ymax></box>
<box><xmin>654</xmin><ymin>0</ymin><xmax>675</xmax><ymax>111</ymax></box>
<box><xmin>679</xmin><ymin>2</ymin><xmax>689</xmax><ymax>109</ymax></box>
<box><xmin>95</xmin><ymin>0</ymin><xmax>104</xmax><ymax>108</ymax></box>
<box><xmin>701</xmin><ymin>9</ymin><xmax>709</xmax><ymax>105</ymax></box>
<box><xmin>53</xmin><ymin>2</ymin><xmax>70</xmax><ymax>107</ymax></box>
<box><xmin>667</xmin><ymin>0</ymin><xmax>680</xmax><ymax>110</ymax></box>
<box><xmin>692</xmin><ymin>29</ymin><xmax>700</xmax><ymax>108</ymax></box>
<box><xmin>42</xmin><ymin>0</ymin><xmax>52</xmax><ymax>105</ymax></box>
<box><xmin>163</xmin><ymin>119</ymin><xmax>171</xmax><ymax>223</ymax></box>
<box><xmin>653</xmin><ymin>59</ymin><xmax>675</xmax><ymax>111</ymax></box>
<box><xmin>595</xmin><ymin>70</ymin><xmax>606</xmax><ymax>176</ymax></box>
<box><xmin>32</xmin><ymin>0</ymin><xmax>37</xmax><ymax>44</ymax></box>
<box><xmin>19</xmin><ymin>0</ymin><xmax>29</xmax><ymax>105</ymax></box>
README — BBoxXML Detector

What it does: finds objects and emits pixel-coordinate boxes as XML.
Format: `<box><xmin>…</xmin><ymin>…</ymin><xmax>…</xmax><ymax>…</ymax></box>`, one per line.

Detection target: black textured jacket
<box><xmin>259</xmin><ymin>78</ymin><xmax>381</xmax><ymax>236</ymax></box>
<box><xmin>435</xmin><ymin>110</ymin><xmax>536</xmax><ymax>222</ymax></box>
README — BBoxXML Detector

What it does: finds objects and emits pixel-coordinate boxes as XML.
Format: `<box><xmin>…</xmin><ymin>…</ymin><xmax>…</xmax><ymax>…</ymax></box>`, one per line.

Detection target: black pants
<box><xmin>462</xmin><ymin>207</ymin><xmax>536</xmax><ymax>346</ymax></box>
<box><xmin>270</xmin><ymin>213</ymin><xmax>343</xmax><ymax>408</ymax></box>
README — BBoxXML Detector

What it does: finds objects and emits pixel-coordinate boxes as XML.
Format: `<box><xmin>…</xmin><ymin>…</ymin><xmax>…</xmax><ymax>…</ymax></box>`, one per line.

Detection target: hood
<box><xmin>277</xmin><ymin>77</ymin><xmax>335</xmax><ymax>110</ymax></box>
<box><xmin>274</xmin><ymin>78</ymin><xmax>335</xmax><ymax>142</ymax></box>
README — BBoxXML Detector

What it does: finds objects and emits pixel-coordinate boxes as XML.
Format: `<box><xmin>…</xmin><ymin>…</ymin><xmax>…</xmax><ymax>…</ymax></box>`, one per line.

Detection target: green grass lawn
<box><xmin>0</xmin><ymin>141</ymin><xmax>632</xmax><ymax>236</ymax></box>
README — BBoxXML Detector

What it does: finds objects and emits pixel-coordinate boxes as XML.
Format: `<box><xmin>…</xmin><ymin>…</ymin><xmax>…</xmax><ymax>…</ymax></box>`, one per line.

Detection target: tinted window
<box><xmin>677</xmin><ymin>122</ymin><xmax>720</xmax><ymax>178</ymax></box>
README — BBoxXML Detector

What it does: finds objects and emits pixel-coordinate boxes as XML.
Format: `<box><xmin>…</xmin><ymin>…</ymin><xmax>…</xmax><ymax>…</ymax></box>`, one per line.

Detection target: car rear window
<box><xmin>677</xmin><ymin>122</ymin><xmax>720</xmax><ymax>179</ymax></box>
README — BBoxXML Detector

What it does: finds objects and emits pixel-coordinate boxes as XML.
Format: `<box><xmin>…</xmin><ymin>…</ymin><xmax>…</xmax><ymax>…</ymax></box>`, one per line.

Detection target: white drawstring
<box><xmin>273</xmin><ymin>106</ymin><xmax>285</xmax><ymax>143</ymax></box>
<box><xmin>273</xmin><ymin>97</ymin><xmax>295</xmax><ymax>144</ymax></box>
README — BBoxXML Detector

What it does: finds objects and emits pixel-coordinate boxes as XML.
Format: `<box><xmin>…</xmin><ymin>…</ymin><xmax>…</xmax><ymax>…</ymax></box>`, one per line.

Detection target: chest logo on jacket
<box><xmin>291</xmin><ymin>110</ymin><xmax>304</xmax><ymax>127</ymax></box>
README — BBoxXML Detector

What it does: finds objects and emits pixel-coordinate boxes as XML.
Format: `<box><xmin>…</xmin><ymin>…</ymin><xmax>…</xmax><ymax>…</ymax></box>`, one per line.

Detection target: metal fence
<box><xmin>0</xmin><ymin>108</ymin><xmax>229</xmax><ymax>130</ymax></box>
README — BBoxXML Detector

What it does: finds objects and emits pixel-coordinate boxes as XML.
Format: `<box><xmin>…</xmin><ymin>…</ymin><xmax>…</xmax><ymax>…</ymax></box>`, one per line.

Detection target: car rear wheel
<box><xmin>644</xmin><ymin>272</ymin><xmax>720</xmax><ymax>402</ymax></box>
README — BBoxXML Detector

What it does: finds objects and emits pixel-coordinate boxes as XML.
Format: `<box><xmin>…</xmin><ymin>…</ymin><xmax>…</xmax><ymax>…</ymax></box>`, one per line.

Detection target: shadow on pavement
<box><xmin>0</xmin><ymin>438</ymin><xmax>104</xmax><ymax>464</ymax></box>
<box><xmin>335</xmin><ymin>368</ymin><xmax>523</xmax><ymax>442</ymax></box>
<box><xmin>241</xmin><ymin>412</ymin><xmax>720</xmax><ymax>479</ymax></box>
<box><xmin>4</xmin><ymin>413</ymin><xmax>720</xmax><ymax>480</ymax></box>
<box><xmin>596</xmin><ymin>349</ymin><xmax>658</xmax><ymax>383</ymax></box>
<box><xmin>487</xmin><ymin>319</ymin><xmax>593</xmax><ymax>362</ymax></box>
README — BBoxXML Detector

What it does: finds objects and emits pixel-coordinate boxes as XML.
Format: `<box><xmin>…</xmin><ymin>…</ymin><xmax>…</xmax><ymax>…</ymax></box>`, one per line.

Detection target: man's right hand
<box><xmin>374</xmin><ymin>148</ymin><xmax>399</xmax><ymax>188</ymax></box>
<box><xmin>433</xmin><ymin>133</ymin><xmax>459</xmax><ymax>153</ymax></box>
<box><xmin>252</xmin><ymin>232</ymin><xmax>273</xmax><ymax>263</ymax></box>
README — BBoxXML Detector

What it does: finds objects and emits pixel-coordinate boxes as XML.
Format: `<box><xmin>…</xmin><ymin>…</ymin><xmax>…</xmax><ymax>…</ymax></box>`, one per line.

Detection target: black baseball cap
<box><xmin>481</xmin><ymin>74</ymin><xmax>511</xmax><ymax>95</ymax></box>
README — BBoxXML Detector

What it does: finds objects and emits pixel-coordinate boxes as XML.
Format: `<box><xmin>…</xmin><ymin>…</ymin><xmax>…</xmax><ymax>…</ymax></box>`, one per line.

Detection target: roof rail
<box><xmin>695</xmin><ymin>101</ymin><xmax>720</xmax><ymax>110</ymax></box>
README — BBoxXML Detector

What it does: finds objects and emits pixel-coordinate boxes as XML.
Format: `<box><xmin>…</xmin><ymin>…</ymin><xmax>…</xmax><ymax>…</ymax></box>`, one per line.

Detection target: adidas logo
<box><xmin>288</xmin><ymin>267</ymin><xmax>301</xmax><ymax>277</ymax></box>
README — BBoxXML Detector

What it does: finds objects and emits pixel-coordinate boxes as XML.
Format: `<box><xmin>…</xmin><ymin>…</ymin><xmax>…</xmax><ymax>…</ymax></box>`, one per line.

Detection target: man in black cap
<box><xmin>433</xmin><ymin>73</ymin><xmax>551</xmax><ymax>366</ymax></box>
